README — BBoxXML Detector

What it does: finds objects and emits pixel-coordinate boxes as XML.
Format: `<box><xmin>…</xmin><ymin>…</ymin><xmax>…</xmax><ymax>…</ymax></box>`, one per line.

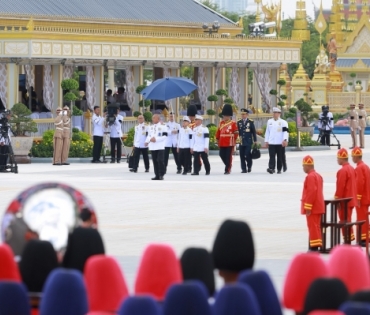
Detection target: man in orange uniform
<box><xmin>216</xmin><ymin>104</ymin><xmax>239</xmax><ymax>175</ymax></box>
<box><xmin>351</xmin><ymin>147</ymin><xmax>370</xmax><ymax>246</ymax></box>
<box><xmin>335</xmin><ymin>148</ymin><xmax>357</xmax><ymax>242</ymax></box>
<box><xmin>301</xmin><ymin>155</ymin><xmax>325</xmax><ymax>251</ymax></box>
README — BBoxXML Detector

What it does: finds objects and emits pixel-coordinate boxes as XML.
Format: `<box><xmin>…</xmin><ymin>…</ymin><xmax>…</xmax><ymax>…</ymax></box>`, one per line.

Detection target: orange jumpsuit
<box><xmin>335</xmin><ymin>162</ymin><xmax>357</xmax><ymax>241</ymax></box>
<box><xmin>216</xmin><ymin>120</ymin><xmax>239</xmax><ymax>173</ymax></box>
<box><xmin>301</xmin><ymin>169</ymin><xmax>325</xmax><ymax>248</ymax></box>
<box><xmin>354</xmin><ymin>160</ymin><xmax>370</xmax><ymax>241</ymax></box>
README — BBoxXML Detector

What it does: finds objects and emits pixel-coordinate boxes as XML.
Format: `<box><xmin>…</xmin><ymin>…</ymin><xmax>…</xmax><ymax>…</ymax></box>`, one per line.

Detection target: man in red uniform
<box><xmin>351</xmin><ymin>147</ymin><xmax>370</xmax><ymax>246</ymax></box>
<box><xmin>335</xmin><ymin>148</ymin><xmax>357</xmax><ymax>242</ymax></box>
<box><xmin>301</xmin><ymin>155</ymin><xmax>325</xmax><ymax>251</ymax></box>
<box><xmin>216</xmin><ymin>104</ymin><xmax>239</xmax><ymax>175</ymax></box>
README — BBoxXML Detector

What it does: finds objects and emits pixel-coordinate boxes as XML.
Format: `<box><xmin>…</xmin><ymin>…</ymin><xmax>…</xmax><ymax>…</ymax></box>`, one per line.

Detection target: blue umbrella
<box><xmin>140</xmin><ymin>77</ymin><xmax>197</xmax><ymax>101</ymax></box>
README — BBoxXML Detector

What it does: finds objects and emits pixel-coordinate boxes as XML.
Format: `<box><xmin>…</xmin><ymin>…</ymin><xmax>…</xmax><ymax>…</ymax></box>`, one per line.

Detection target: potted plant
<box><xmin>294</xmin><ymin>98</ymin><xmax>318</xmax><ymax>136</ymax></box>
<box><xmin>123</xmin><ymin>126</ymin><xmax>135</xmax><ymax>156</ymax></box>
<box><xmin>9</xmin><ymin>103</ymin><xmax>38</xmax><ymax>163</ymax></box>
<box><xmin>269</xmin><ymin>79</ymin><xmax>287</xmax><ymax>114</ymax></box>
<box><xmin>61</xmin><ymin>78</ymin><xmax>82</xmax><ymax>129</ymax></box>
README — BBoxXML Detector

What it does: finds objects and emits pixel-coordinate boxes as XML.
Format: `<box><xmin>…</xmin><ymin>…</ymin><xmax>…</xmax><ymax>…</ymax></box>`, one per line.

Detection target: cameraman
<box><xmin>0</xmin><ymin>111</ymin><xmax>11</xmax><ymax>171</ymax></box>
<box><xmin>109</xmin><ymin>108</ymin><xmax>123</xmax><ymax>163</ymax></box>
<box><xmin>318</xmin><ymin>105</ymin><xmax>334</xmax><ymax>146</ymax></box>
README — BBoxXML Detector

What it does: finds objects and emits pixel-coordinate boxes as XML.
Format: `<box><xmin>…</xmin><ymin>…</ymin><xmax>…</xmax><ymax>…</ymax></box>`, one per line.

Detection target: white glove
<box><xmin>358</xmin><ymin>126</ymin><xmax>362</xmax><ymax>131</ymax></box>
<box><xmin>58</xmin><ymin>111</ymin><xmax>63</xmax><ymax>116</ymax></box>
<box><xmin>63</xmin><ymin>111</ymin><xmax>67</xmax><ymax>116</ymax></box>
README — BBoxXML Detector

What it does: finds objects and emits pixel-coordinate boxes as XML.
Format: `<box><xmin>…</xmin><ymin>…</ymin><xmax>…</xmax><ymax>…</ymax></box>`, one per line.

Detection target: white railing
<box><xmin>29</xmin><ymin>119</ymin><xmax>54</xmax><ymax>137</ymax></box>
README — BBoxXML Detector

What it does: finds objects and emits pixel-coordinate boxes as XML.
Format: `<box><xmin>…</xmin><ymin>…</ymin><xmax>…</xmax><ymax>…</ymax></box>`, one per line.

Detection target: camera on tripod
<box><xmin>0</xmin><ymin>110</ymin><xmax>11</xmax><ymax>137</ymax></box>
<box><xmin>319</xmin><ymin>106</ymin><xmax>330</xmax><ymax>129</ymax></box>
<box><xmin>105</xmin><ymin>104</ymin><xmax>119</xmax><ymax>126</ymax></box>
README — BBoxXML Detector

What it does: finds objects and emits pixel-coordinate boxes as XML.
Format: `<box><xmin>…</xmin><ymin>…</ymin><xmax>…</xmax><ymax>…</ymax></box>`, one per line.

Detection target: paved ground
<box><xmin>0</xmin><ymin>134</ymin><xmax>363</xmax><ymax>314</ymax></box>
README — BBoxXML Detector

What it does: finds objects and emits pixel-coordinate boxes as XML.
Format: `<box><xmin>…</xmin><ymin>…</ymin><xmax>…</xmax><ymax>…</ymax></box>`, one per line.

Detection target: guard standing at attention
<box><xmin>349</xmin><ymin>103</ymin><xmax>359</xmax><ymax>149</ymax></box>
<box><xmin>358</xmin><ymin>104</ymin><xmax>367</xmax><ymax>148</ymax></box>
<box><xmin>300</xmin><ymin>155</ymin><xmax>325</xmax><ymax>252</ymax></box>
<box><xmin>216</xmin><ymin>104</ymin><xmax>239</xmax><ymax>175</ymax></box>
<box><xmin>264</xmin><ymin>107</ymin><xmax>289</xmax><ymax>174</ymax></box>
<box><xmin>53</xmin><ymin>108</ymin><xmax>63</xmax><ymax>166</ymax></box>
<box><xmin>351</xmin><ymin>147</ymin><xmax>370</xmax><ymax>246</ymax></box>
<box><xmin>61</xmin><ymin>106</ymin><xmax>71</xmax><ymax>166</ymax></box>
<box><xmin>237</xmin><ymin>108</ymin><xmax>257</xmax><ymax>173</ymax></box>
<box><xmin>335</xmin><ymin>148</ymin><xmax>357</xmax><ymax>243</ymax></box>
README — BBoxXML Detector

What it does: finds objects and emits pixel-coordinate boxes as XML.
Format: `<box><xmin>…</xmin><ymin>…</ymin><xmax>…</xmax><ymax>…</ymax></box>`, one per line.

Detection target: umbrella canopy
<box><xmin>140</xmin><ymin>77</ymin><xmax>197</xmax><ymax>101</ymax></box>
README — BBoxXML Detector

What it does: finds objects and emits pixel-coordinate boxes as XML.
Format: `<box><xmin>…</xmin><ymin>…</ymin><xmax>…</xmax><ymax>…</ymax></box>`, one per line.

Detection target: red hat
<box><xmin>84</xmin><ymin>255</ymin><xmax>129</xmax><ymax>312</ymax></box>
<box><xmin>350</xmin><ymin>104</ymin><xmax>355</xmax><ymax>107</ymax></box>
<box><xmin>328</xmin><ymin>245</ymin><xmax>370</xmax><ymax>294</ymax></box>
<box><xmin>337</xmin><ymin>148</ymin><xmax>348</xmax><ymax>159</ymax></box>
<box><xmin>0</xmin><ymin>244</ymin><xmax>21</xmax><ymax>282</ymax></box>
<box><xmin>303</xmin><ymin>155</ymin><xmax>314</xmax><ymax>165</ymax></box>
<box><xmin>351</xmin><ymin>147</ymin><xmax>362</xmax><ymax>157</ymax></box>
<box><xmin>134</xmin><ymin>244</ymin><xmax>182</xmax><ymax>300</ymax></box>
<box><xmin>283</xmin><ymin>253</ymin><xmax>328</xmax><ymax>312</ymax></box>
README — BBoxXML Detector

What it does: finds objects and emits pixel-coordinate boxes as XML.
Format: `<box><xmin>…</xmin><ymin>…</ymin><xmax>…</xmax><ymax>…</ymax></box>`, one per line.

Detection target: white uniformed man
<box><xmin>177</xmin><ymin>116</ymin><xmax>193</xmax><ymax>175</ymax></box>
<box><xmin>318</xmin><ymin>105</ymin><xmax>334</xmax><ymax>146</ymax></box>
<box><xmin>92</xmin><ymin>106</ymin><xmax>105</xmax><ymax>163</ymax></box>
<box><xmin>164</xmin><ymin>112</ymin><xmax>181</xmax><ymax>174</ymax></box>
<box><xmin>264</xmin><ymin>107</ymin><xmax>289</xmax><ymax>174</ymax></box>
<box><xmin>109</xmin><ymin>108</ymin><xmax>123</xmax><ymax>163</ymax></box>
<box><xmin>358</xmin><ymin>103</ymin><xmax>367</xmax><ymax>148</ymax></box>
<box><xmin>348</xmin><ymin>104</ymin><xmax>359</xmax><ymax>148</ymax></box>
<box><xmin>0</xmin><ymin>110</ymin><xmax>11</xmax><ymax>171</ymax></box>
<box><xmin>190</xmin><ymin>115</ymin><xmax>210</xmax><ymax>175</ymax></box>
<box><xmin>145</xmin><ymin>114</ymin><xmax>168</xmax><ymax>180</ymax></box>
<box><xmin>130</xmin><ymin>115</ymin><xmax>150</xmax><ymax>173</ymax></box>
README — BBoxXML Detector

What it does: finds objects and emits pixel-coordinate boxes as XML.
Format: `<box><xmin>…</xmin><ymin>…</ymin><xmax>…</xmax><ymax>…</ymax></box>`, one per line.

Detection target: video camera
<box><xmin>319</xmin><ymin>105</ymin><xmax>331</xmax><ymax>129</ymax></box>
<box><xmin>0</xmin><ymin>110</ymin><xmax>11</xmax><ymax>137</ymax></box>
<box><xmin>248</xmin><ymin>21</ymin><xmax>276</xmax><ymax>37</ymax></box>
<box><xmin>105</xmin><ymin>104</ymin><xmax>119</xmax><ymax>126</ymax></box>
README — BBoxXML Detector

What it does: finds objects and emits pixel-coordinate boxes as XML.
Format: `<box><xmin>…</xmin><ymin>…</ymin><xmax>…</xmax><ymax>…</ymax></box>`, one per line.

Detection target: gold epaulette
<box><xmin>249</xmin><ymin>119</ymin><xmax>254</xmax><ymax>122</ymax></box>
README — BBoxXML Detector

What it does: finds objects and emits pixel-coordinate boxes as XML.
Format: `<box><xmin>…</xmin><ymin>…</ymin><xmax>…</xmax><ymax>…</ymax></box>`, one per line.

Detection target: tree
<box><xmin>10</xmin><ymin>103</ymin><xmax>38</xmax><ymax>136</ymax></box>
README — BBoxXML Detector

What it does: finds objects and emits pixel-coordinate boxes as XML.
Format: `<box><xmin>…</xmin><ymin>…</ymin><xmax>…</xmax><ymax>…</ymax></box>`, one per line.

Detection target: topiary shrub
<box><xmin>143</xmin><ymin>111</ymin><xmax>152</xmax><ymax>123</ymax></box>
<box><xmin>206</xmin><ymin>109</ymin><xmax>216</xmax><ymax>116</ymax></box>
<box><xmin>133</xmin><ymin>111</ymin><xmax>141</xmax><ymax>117</ymax></box>
<box><xmin>9</xmin><ymin>103</ymin><xmax>38</xmax><ymax>136</ymax></box>
<box><xmin>207</xmin><ymin>95</ymin><xmax>218</xmax><ymax>102</ymax></box>
<box><xmin>123</xmin><ymin>126</ymin><xmax>135</xmax><ymax>147</ymax></box>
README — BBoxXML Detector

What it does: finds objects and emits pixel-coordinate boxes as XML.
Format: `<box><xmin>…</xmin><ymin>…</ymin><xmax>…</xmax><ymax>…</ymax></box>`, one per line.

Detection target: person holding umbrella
<box><xmin>145</xmin><ymin>114</ymin><xmax>168</xmax><ymax>180</ymax></box>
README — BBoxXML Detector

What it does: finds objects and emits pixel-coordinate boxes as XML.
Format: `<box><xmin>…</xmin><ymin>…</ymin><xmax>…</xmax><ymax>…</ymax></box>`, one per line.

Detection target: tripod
<box><xmin>317</xmin><ymin>126</ymin><xmax>341</xmax><ymax>149</ymax></box>
<box><xmin>102</xmin><ymin>132</ymin><xmax>128</xmax><ymax>163</ymax></box>
<box><xmin>0</xmin><ymin>134</ymin><xmax>18</xmax><ymax>174</ymax></box>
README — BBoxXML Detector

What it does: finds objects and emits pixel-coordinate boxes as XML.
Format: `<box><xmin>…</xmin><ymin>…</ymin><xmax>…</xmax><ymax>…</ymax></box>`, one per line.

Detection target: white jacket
<box><xmin>134</xmin><ymin>123</ymin><xmax>149</xmax><ymax>148</ymax></box>
<box><xmin>177</xmin><ymin>127</ymin><xmax>193</xmax><ymax>149</ymax></box>
<box><xmin>165</xmin><ymin>121</ymin><xmax>180</xmax><ymax>147</ymax></box>
<box><xmin>92</xmin><ymin>113</ymin><xmax>105</xmax><ymax>137</ymax></box>
<box><xmin>191</xmin><ymin>125</ymin><xmax>209</xmax><ymax>152</ymax></box>
<box><xmin>264</xmin><ymin>118</ymin><xmax>289</xmax><ymax>145</ymax></box>
<box><xmin>109</xmin><ymin>115</ymin><xmax>123</xmax><ymax>138</ymax></box>
<box><xmin>145</xmin><ymin>122</ymin><xmax>167</xmax><ymax>151</ymax></box>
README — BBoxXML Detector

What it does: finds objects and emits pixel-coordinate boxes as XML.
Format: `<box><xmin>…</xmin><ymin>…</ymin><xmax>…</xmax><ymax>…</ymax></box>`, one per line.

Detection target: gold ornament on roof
<box><xmin>314</xmin><ymin>0</ymin><xmax>327</xmax><ymax>35</ymax></box>
<box><xmin>262</xmin><ymin>1</ymin><xmax>280</xmax><ymax>23</ymax></box>
<box><xmin>26</xmin><ymin>17</ymin><xmax>34</xmax><ymax>31</ymax></box>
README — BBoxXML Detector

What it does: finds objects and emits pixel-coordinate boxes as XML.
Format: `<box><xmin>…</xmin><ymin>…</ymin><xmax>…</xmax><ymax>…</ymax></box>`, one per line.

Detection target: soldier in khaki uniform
<box><xmin>61</xmin><ymin>106</ymin><xmax>71</xmax><ymax>165</ymax></box>
<box><xmin>358</xmin><ymin>104</ymin><xmax>367</xmax><ymax>148</ymax></box>
<box><xmin>53</xmin><ymin>108</ymin><xmax>64</xmax><ymax>166</ymax></box>
<box><xmin>349</xmin><ymin>103</ymin><xmax>359</xmax><ymax>149</ymax></box>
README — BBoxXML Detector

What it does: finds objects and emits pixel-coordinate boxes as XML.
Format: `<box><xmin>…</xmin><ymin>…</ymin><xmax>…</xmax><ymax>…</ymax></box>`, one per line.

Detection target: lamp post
<box><xmin>202</xmin><ymin>21</ymin><xmax>220</xmax><ymax>36</ymax></box>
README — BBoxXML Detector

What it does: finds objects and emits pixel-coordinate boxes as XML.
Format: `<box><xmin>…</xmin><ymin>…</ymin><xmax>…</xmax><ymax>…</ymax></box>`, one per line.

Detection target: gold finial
<box><xmin>315</xmin><ymin>0</ymin><xmax>327</xmax><ymax>47</ymax></box>
<box><xmin>237</xmin><ymin>16</ymin><xmax>244</xmax><ymax>28</ymax></box>
<box><xmin>291</xmin><ymin>0</ymin><xmax>310</xmax><ymax>41</ymax></box>
<box><xmin>26</xmin><ymin>17</ymin><xmax>34</xmax><ymax>31</ymax></box>
<box><xmin>255</xmin><ymin>0</ymin><xmax>262</xmax><ymax>22</ymax></box>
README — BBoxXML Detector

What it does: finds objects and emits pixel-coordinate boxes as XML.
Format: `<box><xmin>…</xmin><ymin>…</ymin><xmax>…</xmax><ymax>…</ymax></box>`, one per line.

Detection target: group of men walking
<box><xmin>301</xmin><ymin>147</ymin><xmax>370</xmax><ymax>251</ymax></box>
<box><xmin>52</xmin><ymin>106</ymin><xmax>71</xmax><ymax>166</ymax></box>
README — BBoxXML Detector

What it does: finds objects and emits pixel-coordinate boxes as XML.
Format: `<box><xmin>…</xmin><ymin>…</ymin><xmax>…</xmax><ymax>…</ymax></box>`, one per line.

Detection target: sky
<box><xmin>247</xmin><ymin>0</ymin><xmax>332</xmax><ymax>20</ymax></box>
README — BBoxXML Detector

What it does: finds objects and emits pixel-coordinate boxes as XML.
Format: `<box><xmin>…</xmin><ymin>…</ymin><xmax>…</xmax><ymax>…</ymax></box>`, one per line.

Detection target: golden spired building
<box><xmin>291</xmin><ymin>0</ymin><xmax>310</xmax><ymax>41</ymax></box>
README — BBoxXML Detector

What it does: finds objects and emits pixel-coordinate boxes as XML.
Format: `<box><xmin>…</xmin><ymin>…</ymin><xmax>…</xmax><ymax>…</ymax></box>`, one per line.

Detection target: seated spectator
<box><xmin>119</xmin><ymin>105</ymin><xmax>127</xmax><ymax>118</ymax></box>
<box><xmin>116</xmin><ymin>87</ymin><xmax>127</xmax><ymax>103</ymax></box>
<box><xmin>107</xmin><ymin>89</ymin><xmax>116</xmax><ymax>104</ymax></box>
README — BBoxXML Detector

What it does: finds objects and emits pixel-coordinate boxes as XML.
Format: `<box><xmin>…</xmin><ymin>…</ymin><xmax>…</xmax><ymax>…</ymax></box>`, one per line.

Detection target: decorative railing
<box><xmin>328</xmin><ymin>92</ymin><xmax>356</xmax><ymax>108</ymax></box>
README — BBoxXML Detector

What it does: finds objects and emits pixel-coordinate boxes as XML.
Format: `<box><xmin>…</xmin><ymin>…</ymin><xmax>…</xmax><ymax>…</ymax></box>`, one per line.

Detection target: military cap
<box><xmin>350</xmin><ymin>104</ymin><xmax>355</xmax><ymax>108</ymax></box>
<box><xmin>56</xmin><ymin>108</ymin><xmax>62</xmax><ymax>112</ymax></box>
<box><xmin>337</xmin><ymin>148</ymin><xmax>348</xmax><ymax>159</ymax></box>
<box><xmin>272</xmin><ymin>107</ymin><xmax>281</xmax><ymax>113</ymax></box>
<box><xmin>221</xmin><ymin>104</ymin><xmax>233</xmax><ymax>116</ymax></box>
<box><xmin>351</xmin><ymin>147</ymin><xmax>362</xmax><ymax>157</ymax></box>
<box><xmin>195</xmin><ymin>115</ymin><xmax>203</xmax><ymax>121</ymax></box>
<box><xmin>212</xmin><ymin>219</ymin><xmax>255</xmax><ymax>272</ymax></box>
<box><xmin>240</xmin><ymin>108</ymin><xmax>250</xmax><ymax>114</ymax></box>
<box><xmin>182</xmin><ymin>116</ymin><xmax>191</xmax><ymax>122</ymax></box>
<box><xmin>187</xmin><ymin>105</ymin><xmax>198</xmax><ymax>117</ymax></box>
<box><xmin>63</xmin><ymin>106</ymin><xmax>70</xmax><ymax>110</ymax></box>
<box><xmin>302</xmin><ymin>155</ymin><xmax>314</xmax><ymax>165</ymax></box>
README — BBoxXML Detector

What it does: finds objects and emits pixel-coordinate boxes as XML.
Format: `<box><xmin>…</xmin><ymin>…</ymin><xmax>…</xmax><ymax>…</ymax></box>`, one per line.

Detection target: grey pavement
<box><xmin>0</xmin><ymin>134</ymin><xmax>363</xmax><ymax>315</ymax></box>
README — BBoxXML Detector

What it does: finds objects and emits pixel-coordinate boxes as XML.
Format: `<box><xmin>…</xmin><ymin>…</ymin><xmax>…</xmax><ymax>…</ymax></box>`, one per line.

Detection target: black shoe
<box><xmin>205</xmin><ymin>172</ymin><xmax>210</xmax><ymax>175</ymax></box>
<box><xmin>145</xmin><ymin>169</ymin><xmax>149</xmax><ymax>172</ymax></box>
<box><xmin>277</xmin><ymin>170</ymin><xmax>282</xmax><ymax>174</ymax></box>
<box><xmin>91</xmin><ymin>160</ymin><xmax>95</xmax><ymax>163</ymax></box>
<box><xmin>283</xmin><ymin>165</ymin><xmax>287</xmax><ymax>172</ymax></box>
<box><xmin>130</xmin><ymin>169</ymin><xmax>137</xmax><ymax>173</ymax></box>
<box><xmin>360</xmin><ymin>240</ymin><xmax>367</xmax><ymax>247</ymax></box>
<box><xmin>308</xmin><ymin>246</ymin><xmax>319</xmax><ymax>252</ymax></box>
<box><xmin>110</xmin><ymin>160</ymin><xmax>115</xmax><ymax>164</ymax></box>
<box><xmin>199</xmin><ymin>166</ymin><xmax>202</xmax><ymax>171</ymax></box>
<box><xmin>241</xmin><ymin>170</ymin><xmax>247</xmax><ymax>173</ymax></box>
<box><xmin>267</xmin><ymin>168</ymin><xmax>273</xmax><ymax>174</ymax></box>
<box><xmin>117</xmin><ymin>160</ymin><xmax>121</xmax><ymax>164</ymax></box>
<box><xmin>62</xmin><ymin>163</ymin><xmax>70</xmax><ymax>165</ymax></box>
<box><xmin>158</xmin><ymin>176</ymin><xmax>164</xmax><ymax>180</ymax></box>
<box><xmin>151</xmin><ymin>177</ymin><xmax>160</xmax><ymax>180</ymax></box>
<box><xmin>191</xmin><ymin>173</ymin><xmax>199</xmax><ymax>175</ymax></box>
<box><xmin>176</xmin><ymin>170</ymin><xmax>182</xmax><ymax>174</ymax></box>
<box><xmin>182</xmin><ymin>172</ymin><xmax>187</xmax><ymax>175</ymax></box>
<box><xmin>224</xmin><ymin>172</ymin><xmax>230</xmax><ymax>175</ymax></box>
<box><xmin>248</xmin><ymin>168</ymin><xmax>251</xmax><ymax>173</ymax></box>
<box><xmin>53</xmin><ymin>163</ymin><xmax>62</xmax><ymax>166</ymax></box>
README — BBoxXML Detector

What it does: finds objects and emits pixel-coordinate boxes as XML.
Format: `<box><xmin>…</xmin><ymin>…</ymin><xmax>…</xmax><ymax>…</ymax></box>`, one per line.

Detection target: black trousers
<box><xmin>268</xmin><ymin>144</ymin><xmax>283</xmax><ymax>171</ymax></box>
<box><xmin>151</xmin><ymin>150</ymin><xmax>165</xmax><ymax>178</ymax></box>
<box><xmin>92</xmin><ymin>136</ymin><xmax>103</xmax><ymax>161</ymax></box>
<box><xmin>193</xmin><ymin>151</ymin><xmax>210</xmax><ymax>174</ymax></box>
<box><xmin>179</xmin><ymin>148</ymin><xmax>191</xmax><ymax>173</ymax></box>
<box><xmin>239</xmin><ymin>145</ymin><xmax>252</xmax><ymax>171</ymax></box>
<box><xmin>133</xmin><ymin>147</ymin><xmax>150</xmax><ymax>170</ymax></box>
<box><xmin>110</xmin><ymin>137</ymin><xmax>121</xmax><ymax>161</ymax></box>
<box><xmin>281</xmin><ymin>146</ymin><xmax>287</xmax><ymax>169</ymax></box>
<box><xmin>219</xmin><ymin>147</ymin><xmax>233</xmax><ymax>172</ymax></box>
<box><xmin>164</xmin><ymin>146</ymin><xmax>181</xmax><ymax>171</ymax></box>
<box><xmin>320</xmin><ymin>130</ymin><xmax>331</xmax><ymax>146</ymax></box>
<box><xmin>0</xmin><ymin>145</ymin><xmax>9</xmax><ymax>169</ymax></box>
